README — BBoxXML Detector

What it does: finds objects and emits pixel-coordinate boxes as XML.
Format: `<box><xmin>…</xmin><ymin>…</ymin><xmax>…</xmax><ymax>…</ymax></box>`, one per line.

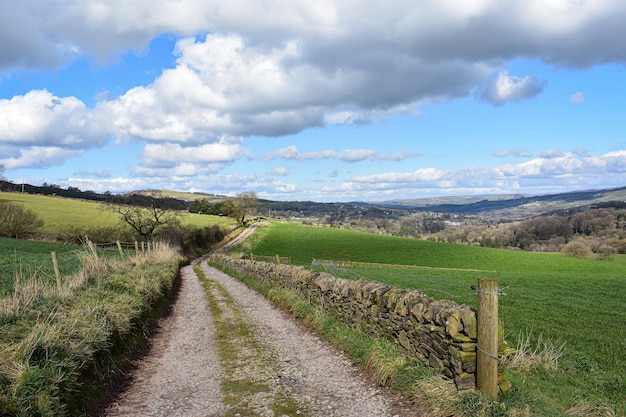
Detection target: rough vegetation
<box><xmin>0</xmin><ymin>244</ymin><xmax>183</xmax><ymax>416</ymax></box>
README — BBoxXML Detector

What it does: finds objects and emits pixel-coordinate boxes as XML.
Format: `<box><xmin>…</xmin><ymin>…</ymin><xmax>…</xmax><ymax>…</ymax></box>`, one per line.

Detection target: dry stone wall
<box><xmin>209</xmin><ymin>254</ymin><xmax>511</xmax><ymax>392</ymax></box>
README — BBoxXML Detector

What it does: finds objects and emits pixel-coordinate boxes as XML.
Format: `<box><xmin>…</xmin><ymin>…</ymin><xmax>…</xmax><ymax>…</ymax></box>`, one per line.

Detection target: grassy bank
<box><xmin>243</xmin><ymin>221</ymin><xmax>626</xmax><ymax>416</ymax></box>
<box><xmin>0</xmin><ymin>243</ymin><xmax>183</xmax><ymax>416</ymax></box>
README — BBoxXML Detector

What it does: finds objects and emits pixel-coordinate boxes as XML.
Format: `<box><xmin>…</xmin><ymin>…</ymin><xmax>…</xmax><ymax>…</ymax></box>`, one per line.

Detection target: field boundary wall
<box><xmin>209</xmin><ymin>254</ymin><xmax>512</xmax><ymax>392</ymax></box>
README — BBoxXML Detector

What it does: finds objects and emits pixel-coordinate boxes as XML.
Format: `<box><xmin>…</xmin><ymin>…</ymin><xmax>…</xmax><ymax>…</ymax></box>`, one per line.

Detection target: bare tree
<box><xmin>104</xmin><ymin>202</ymin><xmax>181</xmax><ymax>240</ymax></box>
<box><xmin>223</xmin><ymin>192</ymin><xmax>260</xmax><ymax>226</ymax></box>
<box><xmin>0</xmin><ymin>201</ymin><xmax>45</xmax><ymax>238</ymax></box>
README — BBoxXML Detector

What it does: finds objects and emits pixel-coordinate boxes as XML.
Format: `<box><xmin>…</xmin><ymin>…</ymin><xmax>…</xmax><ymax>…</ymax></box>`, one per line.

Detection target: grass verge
<box><xmin>0</xmin><ymin>244</ymin><xmax>183</xmax><ymax>416</ymax></box>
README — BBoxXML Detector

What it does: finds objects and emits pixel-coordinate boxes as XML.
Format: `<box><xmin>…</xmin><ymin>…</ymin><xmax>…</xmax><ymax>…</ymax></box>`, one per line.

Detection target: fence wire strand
<box><xmin>312</xmin><ymin>259</ymin><xmax>507</xmax><ymax>302</ymax></box>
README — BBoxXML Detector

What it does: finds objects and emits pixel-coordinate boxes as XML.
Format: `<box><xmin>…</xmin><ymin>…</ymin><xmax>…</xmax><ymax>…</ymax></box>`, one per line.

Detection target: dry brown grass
<box><xmin>566</xmin><ymin>402</ymin><xmax>618</xmax><ymax>417</ymax></box>
<box><xmin>0</xmin><ymin>241</ymin><xmax>180</xmax><ymax>319</ymax></box>
<box><xmin>508</xmin><ymin>332</ymin><xmax>566</xmax><ymax>372</ymax></box>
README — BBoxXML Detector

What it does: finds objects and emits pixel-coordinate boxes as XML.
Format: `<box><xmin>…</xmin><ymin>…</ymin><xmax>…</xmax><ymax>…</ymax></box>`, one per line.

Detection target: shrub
<box><xmin>596</xmin><ymin>244</ymin><xmax>617</xmax><ymax>261</ymax></box>
<box><xmin>0</xmin><ymin>202</ymin><xmax>44</xmax><ymax>238</ymax></box>
<box><xmin>561</xmin><ymin>240</ymin><xmax>592</xmax><ymax>259</ymax></box>
<box><xmin>156</xmin><ymin>224</ymin><xmax>226</xmax><ymax>255</ymax></box>
<box><xmin>60</xmin><ymin>225</ymin><xmax>137</xmax><ymax>245</ymax></box>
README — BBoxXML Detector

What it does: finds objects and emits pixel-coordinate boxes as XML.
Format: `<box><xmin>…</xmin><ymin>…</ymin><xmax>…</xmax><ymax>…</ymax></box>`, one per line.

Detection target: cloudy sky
<box><xmin>1</xmin><ymin>0</ymin><xmax>626</xmax><ymax>202</ymax></box>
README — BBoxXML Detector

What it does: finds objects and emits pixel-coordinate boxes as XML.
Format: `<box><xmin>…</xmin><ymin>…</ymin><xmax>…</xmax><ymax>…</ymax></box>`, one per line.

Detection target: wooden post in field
<box><xmin>477</xmin><ymin>277</ymin><xmax>499</xmax><ymax>398</ymax></box>
<box><xmin>275</xmin><ymin>254</ymin><xmax>280</xmax><ymax>264</ymax></box>
<box><xmin>87</xmin><ymin>240</ymin><xmax>99</xmax><ymax>261</ymax></box>
<box><xmin>134</xmin><ymin>241</ymin><xmax>139</xmax><ymax>257</ymax></box>
<box><xmin>116</xmin><ymin>241</ymin><xmax>125</xmax><ymax>261</ymax></box>
<box><xmin>51</xmin><ymin>251</ymin><xmax>62</xmax><ymax>292</ymax></box>
<box><xmin>141</xmin><ymin>241</ymin><xmax>145</xmax><ymax>253</ymax></box>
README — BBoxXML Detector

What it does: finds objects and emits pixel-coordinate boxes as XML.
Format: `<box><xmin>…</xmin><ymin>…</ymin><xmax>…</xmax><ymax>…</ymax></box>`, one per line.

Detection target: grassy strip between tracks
<box><xmin>194</xmin><ymin>264</ymin><xmax>313</xmax><ymax>417</ymax></box>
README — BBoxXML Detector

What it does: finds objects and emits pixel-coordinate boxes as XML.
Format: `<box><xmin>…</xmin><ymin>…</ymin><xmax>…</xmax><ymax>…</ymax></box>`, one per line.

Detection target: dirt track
<box><xmin>102</xmin><ymin>227</ymin><xmax>428</xmax><ymax>416</ymax></box>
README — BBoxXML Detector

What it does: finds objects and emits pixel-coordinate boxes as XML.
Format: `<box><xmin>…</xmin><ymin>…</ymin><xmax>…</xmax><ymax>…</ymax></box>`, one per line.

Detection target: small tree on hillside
<box><xmin>223</xmin><ymin>192</ymin><xmax>260</xmax><ymax>226</ymax></box>
<box><xmin>0</xmin><ymin>201</ymin><xmax>44</xmax><ymax>238</ymax></box>
<box><xmin>104</xmin><ymin>202</ymin><xmax>181</xmax><ymax>241</ymax></box>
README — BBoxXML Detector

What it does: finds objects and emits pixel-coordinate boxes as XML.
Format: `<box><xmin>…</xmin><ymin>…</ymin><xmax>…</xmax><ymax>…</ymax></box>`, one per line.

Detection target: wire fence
<box><xmin>311</xmin><ymin>259</ymin><xmax>508</xmax><ymax>305</ymax></box>
<box><xmin>0</xmin><ymin>243</ymin><xmax>137</xmax><ymax>295</ymax></box>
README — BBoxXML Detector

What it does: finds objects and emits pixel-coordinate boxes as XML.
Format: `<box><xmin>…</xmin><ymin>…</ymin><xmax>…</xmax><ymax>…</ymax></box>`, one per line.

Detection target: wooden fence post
<box><xmin>51</xmin><ymin>251</ymin><xmax>62</xmax><ymax>292</ymax></box>
<box><xmin>116</xmin><ymin>241</ymin><xmax>126</xmax><ymax>261</ymax></box>
<box><xmin>477</xmin><ymin>277</ymin><xmax>499</xmax><ymax>398</ymax></box>
<box><xmin>135</xmin><ymin>241</ymin><xmax>139</xmax><ymax>257</ymax></box>
<box><xmin>275</xmin><ymin>254</ymin><xmax>280</xmax><ymax>264</ymax></box>
<box><xmin>87</xmin><ymin>240</ymin><xmax>99</xmax><ymax>261</ymax></box>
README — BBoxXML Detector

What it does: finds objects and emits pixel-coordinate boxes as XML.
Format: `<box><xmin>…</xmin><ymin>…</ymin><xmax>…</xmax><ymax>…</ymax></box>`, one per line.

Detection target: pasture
<box><xmin>0</xmin><ymin>237</ymin><xmax>136</xmax><ymax>297</ymax></box>
<box><xmin>0</xmin><ymin>191</ymin><xmax>235</xmax><ymax>236</ymax></box>
<box><xmin>246</xmin><ymin>221</ymin><xmax>626</xmax><ymax>416</ymax></box>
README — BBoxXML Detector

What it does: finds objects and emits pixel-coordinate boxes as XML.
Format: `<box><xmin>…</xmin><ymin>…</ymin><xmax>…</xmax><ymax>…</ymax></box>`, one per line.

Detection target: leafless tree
<box><xmin>104</xmin><ymin>202</ymin><xmax>181</xmax><ymax>240</ymax></box>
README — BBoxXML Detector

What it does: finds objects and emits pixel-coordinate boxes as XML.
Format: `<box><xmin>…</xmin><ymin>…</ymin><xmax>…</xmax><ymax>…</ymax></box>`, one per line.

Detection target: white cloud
<box><xmin>0</xmin><ymin>147</ymin><xmax>84</xmax><ymax>170</ymax></box>
<box><xmin>570</xmin><ymin>92</ymin><xmax>585</xmax><ymax>103</ymax></box>
<box><xmin>0</xmin><ymin>90</ymin><xmax>109</xmax><ymax>169</ymax></box>
<box><xmin>268</xmin><ymin>166</ymin><xmax>290</xmax><ymax>176</ymax></box>
<box><xmin>337</xmin><ymin>149</ymin><xmax>379</xmax><ymax>163</ymax></box>
<box><xmin>540</xmin><ymin>148</ymin><xmax>564</xmax><ymax>159</ymax></box>
<box><xmin>261</xmin><ymin>145</ymin><xmax>420</xmax><ymax>163</ymax></box>
<box><xmin>140</xmin><ymin>139</ymin><xmax>242</xmax><ymax>167</ymax></box>
<box><xmin>0</xmin><ymin>90</ymin><xmax>105</xmax><ymax>147</ymax></box>
<box><xmin>3</xmin><ymin>2</ymin><xmax>624</xmax><ymax>148</ymax></box>
<box><xmin>477</xmin><ymin>71</ymin><xmax>545</xmax><ymax>105</ymax></box>
<box><xmin>329</xmin><ymin>150</ymin><xmax>626</xmax><ymax>200</ymax></box>
<box><xmin>373</xmin><ymin>151</ymin><xmax>424</xmax><ymax>161</ymax></box>
<box><xmin>493</xmin><ymin>148</ymin><xmax>533</xmax><ymax>158</ymax></box>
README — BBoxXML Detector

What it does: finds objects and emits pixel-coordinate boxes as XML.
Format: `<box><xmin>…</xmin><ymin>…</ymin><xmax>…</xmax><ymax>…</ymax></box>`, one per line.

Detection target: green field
<box><xmin>0</xmin><ymin>237</ymin><xmax>134</xmax><ymax>296</ymax></box>
<box><xmin>246</xmin><ymin>222</ymin><xmax>626</xmax><ymax>416</ymax></box>
<box><xmin>0</xmin><ymin>191</ymin><xmax>235</xmax><ymax>235</ymax></box>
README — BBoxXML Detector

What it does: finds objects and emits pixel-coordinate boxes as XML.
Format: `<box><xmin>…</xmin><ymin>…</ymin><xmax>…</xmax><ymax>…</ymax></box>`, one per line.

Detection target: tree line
<box><xmin>424</xmin><ymin>207</ymin><xmax>626</xmax><ymax>257</ymax></box>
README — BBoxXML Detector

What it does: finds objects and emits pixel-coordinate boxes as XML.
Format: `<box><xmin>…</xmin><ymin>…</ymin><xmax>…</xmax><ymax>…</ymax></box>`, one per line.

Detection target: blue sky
<box><xmin>1</xmin><ymin>1</ymin><xmax>626</xmax><ymax>202</ymax></box>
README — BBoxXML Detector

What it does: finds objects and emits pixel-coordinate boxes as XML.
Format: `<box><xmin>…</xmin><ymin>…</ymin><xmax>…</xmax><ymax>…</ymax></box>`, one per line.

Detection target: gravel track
<box><xmin>103</xmin><ymin>251</ymin><xmax>427</xmax><ymax>417</ymax></box>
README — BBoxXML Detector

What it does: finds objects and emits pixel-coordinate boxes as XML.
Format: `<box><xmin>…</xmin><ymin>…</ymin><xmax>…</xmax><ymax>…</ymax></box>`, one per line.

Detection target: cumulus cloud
<box><xmin>5</xmin><ymin>0</ymin><xmax>626</xmax><ymax>186</ymax></box>
<box><xmin>268</xmin><ymin>166</ymin><xmax>290</xmax><ymax>176</ymax></box>
<box><xmin>0</xmin><ymin>90</ymin><xmax>105</xmax><ymax>147</ymax></box>
<box><xmin>0</xmin><ymin>90</ymin><xmax>108</xmax><ymax>168</ymax></box>
<box><xmin>477</xmin><ymin>71</ymin><xmax>545</xmax><ymax>105</ymax></box>
<box><xmin>140</xmin><ymin>139</ymin><xmax>242</xmax><ymax>167</ymax></box>
<box><xmin>332</xmin><ymin>150</ymin><xmax>626</xmax><ymax>199</ymax></box>
<box><xmin>5</xmin><ymin>1</ymin><xmax>626</xmax><ymax>71</ymax></box>
<box><xmin>0</xmin><ymin>147</ymin><xmax>84</xmax><ymax>170</ymax></box>
<box><xmin>3</xmin><ymin>2</ymin><xmax>625</xmax><ymax>143</ymax></box>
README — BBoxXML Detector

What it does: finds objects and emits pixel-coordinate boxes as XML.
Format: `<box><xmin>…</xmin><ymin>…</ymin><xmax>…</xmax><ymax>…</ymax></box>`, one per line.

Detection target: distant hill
<box><xmin>131</xmin><ymin>189</ymin><xmax>226</xmax><ymax>203</ymax></box>
<box><xmin>3</xmin><ymin>179</ymin><xmax>626</xmax><ymax>221</ymax></box>
<box><xmin>367</xmin><ymin>186</ymin><xmax>626</xmax><ymax>219</ymax></box>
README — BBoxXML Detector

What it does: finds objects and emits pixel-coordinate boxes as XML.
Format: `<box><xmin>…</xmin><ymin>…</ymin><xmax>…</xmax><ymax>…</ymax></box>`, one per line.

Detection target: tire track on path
<box><xmin>103</xmin><ymin>261</ymin><xmax>226</xmax><ymax>417</ymax></box>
